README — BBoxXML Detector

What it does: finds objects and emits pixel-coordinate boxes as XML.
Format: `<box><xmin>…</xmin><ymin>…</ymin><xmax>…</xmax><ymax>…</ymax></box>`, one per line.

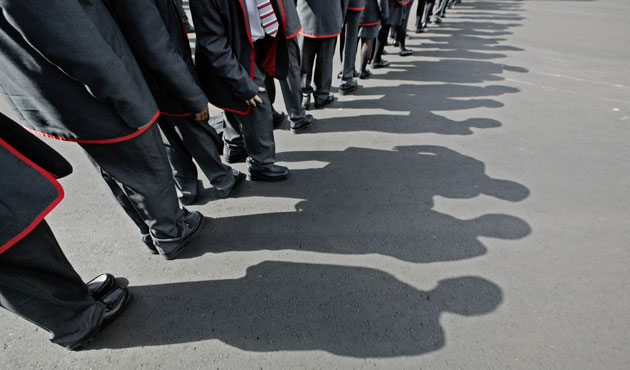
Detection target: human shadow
<box><xmin>183</xmin><ymin>146</ymin><xmax>530</xmax><ymax>263</ymax></box>
<box><xmin>311</xmin><ymin>83</ymin><xmax>517</xmax><ymax>135</ymax></box>
<box><xmin>90</xmin><ymin>261</ymin><xmax>502</xmax><ymax>357</ymax></box>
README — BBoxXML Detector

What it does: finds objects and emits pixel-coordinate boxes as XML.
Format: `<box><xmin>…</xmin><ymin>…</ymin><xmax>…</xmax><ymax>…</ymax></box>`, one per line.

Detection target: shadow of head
<box><xmin>90</xmin><ymin>262</ymin><xmax>503</xmax><ymax>357</ymax></box>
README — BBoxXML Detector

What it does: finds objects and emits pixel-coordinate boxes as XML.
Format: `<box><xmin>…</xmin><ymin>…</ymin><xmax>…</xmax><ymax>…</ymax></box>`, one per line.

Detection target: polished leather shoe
<box><xmin>290</xmin><ymin>114</ymin><xmax>314</xmax><ymax>133</ymax></box>
<box><xmin>372</xmin><ymin>59</ymin><xmax>390</xmax><ymax>68</ymax></box>
<box><xmin>339</xmin><ymin>79</ymin><xmax>358</xmax><ymax>95</ymax></box>
<box><xmin>154</xmin><ymin>210</ymin><xmax>205</xmax><ymax>260</ymax></box>
<box><xmin>359</xmin><ymin>69</ymin><xmax>372</xmax><ymax>79</ymax></box>
<box><xmin>101</xmin><ymin>287</ymin><xmax>130</xmax><ymax>325</ymax></box>
<box><xmin>69</xmin><ymin>287</ymin><xmax>130</xmax><ymax>351</ymax></box>
<box><xmin>399</xmin><ymin>49</ymin><xmax>413</xmax><ymax>56</ymax></box>
<box><xmin>86</xmin><ymin>273</ymin><xmax>115</xmax><ymax>300</ymax></box>
<box><xmin>248</xmin><ymin>165</ymin><xmax>290</xmax><ymax>182</ymax></box>
<box><xmin>314</xmin><ymin>93</ymin><xmax>335</xmax><ymax>109</ymax></box>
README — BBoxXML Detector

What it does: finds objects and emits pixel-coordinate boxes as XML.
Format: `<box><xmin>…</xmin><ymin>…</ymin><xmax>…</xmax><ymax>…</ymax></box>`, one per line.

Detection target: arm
<box><xmin>110</xmin><ymin>0</ymin><xmax>208</xmax><ymax>115</ymax></box>
<box><xmin>0</xmin><ymin>0</ymin><xmax>158</xmax><ymax>126</ymax></box>
<box><xmin>190</xmin><ymin>0</ymin><xmax>259</xmax><ymax>101</ymax></box>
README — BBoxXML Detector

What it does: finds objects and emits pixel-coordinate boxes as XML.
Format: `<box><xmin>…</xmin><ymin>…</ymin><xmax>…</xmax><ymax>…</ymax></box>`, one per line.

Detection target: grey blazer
<box><xmin>0</xmin><ymin>0</ymin><xmax>159</xmax><ymax>142</ymax></box>
<box><xmin>297</xmin><ymin>0</ymin><xmax>349</xmax><ymax>38</ymax></box>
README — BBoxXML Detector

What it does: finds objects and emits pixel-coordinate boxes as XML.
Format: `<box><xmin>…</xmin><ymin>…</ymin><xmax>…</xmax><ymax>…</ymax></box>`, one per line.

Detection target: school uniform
<box><xmin>263</xmin><ymin>0</ymin><xmax>311</xmax><ymax>128</ymax></box>
<box><xmin>297</xmin><ymin>0</ymin><xmax>349</xmax><ymax>106</ymax></box>
<box><xmin>340</xmin><ymin>0</ymin><xmax>365</xmax><ymax>82</ymax></box>
<box><xmin>104</xmin><ymin>0</ymin><xmax>238</xmax><ymax>207</ymax></box>
<box><xmin>0</xmin><ymin>0</ymin><xmax>201</xmax><ymax>257</ymax></box>
<box><xmin>0</xmin><ymin>113</ymin><xmax>105</xmax><ymax>350</ymax></box>
<box><xmin>191</xmin><ymin>0</ymin><xmax>290</xmax><ymax>179</ymax></box>
<box><xmin>359</xmin><ymin>0</ymin><xmax>388</xmax><ymax>39</ymax></box>
<box><xmin>373</xmin><ymin>0</ymin><xmax>411</xmax><ymax>63</ymax></box>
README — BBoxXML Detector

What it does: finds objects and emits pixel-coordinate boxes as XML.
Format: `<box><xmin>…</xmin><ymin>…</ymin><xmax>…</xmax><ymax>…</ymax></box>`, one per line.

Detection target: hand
<box><xmin>194</xmin><ymin>107</ymin><xmax>209</xmax><ymax>121</ymax></box>
<box><xmin>245</xmin><ymin>87</ymin><xmax>265</xmax><ymax>107</ymax></box>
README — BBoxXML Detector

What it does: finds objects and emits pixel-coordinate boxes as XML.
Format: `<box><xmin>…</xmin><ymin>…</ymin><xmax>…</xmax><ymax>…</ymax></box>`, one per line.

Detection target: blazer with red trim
<box><xmin>348</xmin><ymin>0</ymin><xmax>366</xmax><ymax>12</ymax></box>
<box><xmin>105</xmin><ymin>0</ymin><xmax>209</xmax><ymax>117</ymax></box>
<box><xmin>297</xmin><ymin>0</ymin><xmax>350</xmax><ymax>38</ymax></box>
<box><xmin>359</xmin><ymin>0</ymin><xmax>389</xmax><ymax>26</ymax></box>
<box><xmin>282</xmin><ymin>0</ymin><xmax>302</xmax><ymax>39</ymax></box>
<box><xmin>191</xmin><ymin>0</ymin><xmax>289</xmax><ymax>115</ymax></box>
<box><xmin>0</xmin><ymin>0</ymin><xmax>159</xmax><ymax>143</ymax></box>
<box><xmin>0</xmin><ymin>113</ymin><xmax>71</xmax><ymax>254</ymax></box>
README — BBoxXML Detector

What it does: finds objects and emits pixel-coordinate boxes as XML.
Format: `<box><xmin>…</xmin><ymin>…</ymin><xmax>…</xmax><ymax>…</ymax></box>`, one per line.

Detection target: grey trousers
<box><xmin>81</xmin><ymin>123</ymin><xmax>185</xmax><ymax>240</ymax></box>
<box><xmin>0</xmin><ymin>221</ymin><xmax>104</xmax><ymax>349</ymax></box>
<box><xmin>341</xmin><ymin>10</ymin><xmax>362</xmax><ymax>81</ymax></box>
<box><xmin>223</xmin><ymin>66</ymin><xmax>277</xmax><ymax>171</ymax></box>
<box><xmin>264</xmin><ymin>37</ymin><xmax>307</xmax><ymax>123</ymax></box>
<box><xmin>300</xmin><ymin>36</ymin><xmax>337</xmax><ymax>103</ymax></box>
<box><xmin>159</xmin><ymin>116</ymin><xmax>232</xmax><ymax>203</ymax></box>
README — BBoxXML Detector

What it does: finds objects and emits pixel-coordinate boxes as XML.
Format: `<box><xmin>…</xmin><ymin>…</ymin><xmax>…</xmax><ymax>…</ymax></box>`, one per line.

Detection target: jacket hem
<box><xmin>0</xmin><ymin>137</ymin><xmax>64</xmax><ymax>254</ymax></box>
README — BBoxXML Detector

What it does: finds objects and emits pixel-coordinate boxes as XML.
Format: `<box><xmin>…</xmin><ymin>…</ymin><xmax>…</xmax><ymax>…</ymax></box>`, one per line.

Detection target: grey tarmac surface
<box><xmin>1</xmin><ymin>0</ymin><xmax>629</xmax><ymax>369</ymax></box>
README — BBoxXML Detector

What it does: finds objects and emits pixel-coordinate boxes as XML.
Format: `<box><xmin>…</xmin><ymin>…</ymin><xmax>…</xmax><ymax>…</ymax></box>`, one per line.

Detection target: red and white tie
<box><xmin>256</xmin><ymin>0</ymin><xmax>278</xmax><ymax>38</ymax></box>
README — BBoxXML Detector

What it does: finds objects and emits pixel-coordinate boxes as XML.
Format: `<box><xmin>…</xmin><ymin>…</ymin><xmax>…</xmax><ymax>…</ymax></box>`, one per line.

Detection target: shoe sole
<box><xmin>290</xmin><ymin>120</ymin><xmax>314</xmax><ymax>133</ymax></box>
<box><xmin>163</xmin><ymin>216</ymin><xmax>206</xmax><ymax>260</ymax></box>
<box><xmin>247</xmin><ymin>172</ymin><xmax>290</xmax><ymax>182</ymax></box>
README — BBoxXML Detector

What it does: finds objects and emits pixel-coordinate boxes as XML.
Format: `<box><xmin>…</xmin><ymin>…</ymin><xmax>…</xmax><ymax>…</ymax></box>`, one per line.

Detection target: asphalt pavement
<box><xmin>1</xmin><ymin>0</ymin><xmax>629</xmax><ymax>369</ymax></box>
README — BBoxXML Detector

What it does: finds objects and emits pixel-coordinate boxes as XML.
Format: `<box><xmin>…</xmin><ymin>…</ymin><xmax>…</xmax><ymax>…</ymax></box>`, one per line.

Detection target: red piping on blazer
<box><xmin>0</xmin><ymin>138</ymin><xmax>64</xmax><ymax>254</ymax></box>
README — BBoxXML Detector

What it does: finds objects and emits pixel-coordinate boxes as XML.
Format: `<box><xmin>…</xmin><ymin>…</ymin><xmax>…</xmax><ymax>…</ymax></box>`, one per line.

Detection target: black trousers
<box><xmin>0</xmin><ymin>221</ymin><xmax>104</xmax><ymax>349</ymax></box>
<box><xmin>300</xmin><ymin>36</ymin><xmax>337</xmax><ymax>103</ymax></box>
<box><xmin>340</xmin><ymin>10</ymin><xmax>362</xmax><ymax>81</ymax></box>
<box><xmin>80</xmin><ymin>123</ymin><xmax>185</xmax><ymax>240</ymax></box>
<box><xmin>159</xmin><ymin>116</ymin><xmax>232</xmax><ymax>203</ymax></box>
<box><xmin>224</xmin><ymin>65</ymin><xmax>277</xmax><ymax>171</ymax></box>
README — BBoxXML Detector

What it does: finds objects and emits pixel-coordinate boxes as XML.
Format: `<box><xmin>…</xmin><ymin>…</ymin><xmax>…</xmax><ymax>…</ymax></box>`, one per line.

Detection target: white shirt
<box><xmin>245</xmin><ymin>0</ymin><xmax>266</xmax><ymax>41</ymax></box>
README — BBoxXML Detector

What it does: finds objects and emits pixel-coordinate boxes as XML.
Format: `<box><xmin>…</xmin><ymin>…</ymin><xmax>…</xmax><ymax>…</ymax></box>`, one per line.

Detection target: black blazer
<box><xmin>105</xmin><ymin>0</ymin><xmax>209</xmax><ymax>116</ymax></box>
<box><xmin>0</xmin><ymin>112</ymin><xmax>72</xmax><ymax>253</ymax></box>
<box><xmin>191</xmin><ymin>0</ymin><xmax>289</xmax><ymax>115</ymax></box>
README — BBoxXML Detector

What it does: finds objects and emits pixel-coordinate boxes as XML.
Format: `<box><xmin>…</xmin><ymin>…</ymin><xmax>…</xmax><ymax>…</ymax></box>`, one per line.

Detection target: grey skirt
<box><xmin>358</xmin><ymin>24</ymin><xmax>380</xmax><ymax>38</ymax></box>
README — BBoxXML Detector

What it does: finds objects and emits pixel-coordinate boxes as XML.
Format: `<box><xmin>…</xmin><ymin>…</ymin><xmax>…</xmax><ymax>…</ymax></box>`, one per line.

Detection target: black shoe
<box><xmin>339</xmin><ymin>79</ymin><xmax>358</xmax><ymax>95</ymax></box>
<box><xmin>302</xmin><ymin>94</ymin><xmax>311</xmax><ymax>110</ymax></box>
<box><xmin>399</xmin><ymin>49</ymin><xmax>413</xmax><ymax>56</ymax></box>
<box><xmin>393</xmin><ymin>40</ymin><xmax>400</xmax><ymax>47</ymax></box>
<box><xmin>101</xmin><ymin>287</ymin><xmax>131</xmax><ymax>325</ymax></box>
<box><xmin>372</xmin><ymin>59</ymin><xmax>390</xmax><ymax>68</ymax></box>
<box><xmin>415</xmin><ymin>28</ymin><xmax>425</xmax><ymax>33</ymax></box>
<box><xmin>86</xmin><ymin>273</ymin><xmax>115</xmax><ymax>300</ymax></box>
<box><xmin>337</xmin><ymin>69</ymin><xmax>360</xmax><ymax>79</ymax></box>
<box><xmin>184</xmin><ymin>23</ymin><xmax>195</xmax><ymax>33</ymax></box>
<box><xmin>223</xmin><ymin>148</ymin><xmax>247</xmax><ymax>164</ymax></box>
<box><xmin>290</xmin><ymin>114</ymin><xmax>314</xmax><ymax>133</ymax></box>
<box><xmin>359</xmin><ymin>69</ymin><xmax>372</xmax><ymax>79</ymax></box>
<box><xmin>272</xmin><ymin>110</ymin><xmax>287</xmax><ymax>128</ymax></box>
<box><xmin>69</xmin><ymin>287</ymin><xmax>130</xmax><ymax>351</ymax></box>
<box><xmin>154</xmin><ymin>210</ymin><xmax>205</xmax><ymax>260</ymax></box>
<box><xmin>314</xmin><ymin>93</ymin><xmax>335</xmax><ymax>109</ymax></box>
<box><xmin>248</xmin><ymin>165</ymin><xmax>290</xmax><ymax>182</ymax></box>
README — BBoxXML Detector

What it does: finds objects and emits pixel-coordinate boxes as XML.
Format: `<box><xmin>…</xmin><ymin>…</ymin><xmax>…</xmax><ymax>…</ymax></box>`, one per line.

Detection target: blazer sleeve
<box><xmin>110</xmin><ymin>0</ymin><xmax>209</xmax><ymax>114</ymax></box>
<box><xmin>0</xmin><ymin>0</ymin><xmax>159</xmax><ymax>127</ymax></box>
<box><xmin>190</xmin><ymin>0</ymin><xmax>259</xmax><ymax>101</ymax></box>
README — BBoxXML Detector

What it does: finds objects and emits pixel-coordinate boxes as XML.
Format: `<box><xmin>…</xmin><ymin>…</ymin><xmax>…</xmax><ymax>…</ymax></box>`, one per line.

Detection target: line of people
<box><xmin>0</xmin><ymin>0</ymin><xmax>464</xmax><ymax>351</ymax></box>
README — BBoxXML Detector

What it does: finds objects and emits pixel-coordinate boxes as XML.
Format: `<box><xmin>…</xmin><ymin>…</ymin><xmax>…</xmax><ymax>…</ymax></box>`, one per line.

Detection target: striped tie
<box><xmin>256</xmin><ymin>0</ymin><xmax>278</xmax><ymax>38</ymax></box>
